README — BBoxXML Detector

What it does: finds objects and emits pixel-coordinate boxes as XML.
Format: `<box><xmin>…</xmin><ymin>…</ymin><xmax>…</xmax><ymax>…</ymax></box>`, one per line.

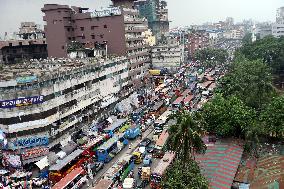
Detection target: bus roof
<box><xmin>93</xmin><ymin>179</ymin><xmax>112</xmax><ymax>189</ymax></box>
<box><xmin>157</xmin><ymin>110</ymin><xmax>172</xmax><ymax>122</ymax></box>
<box><xmin>81</xmin><ymin>135</ymin><xmax>106</xmax><ymax>150</ymax></box>
<box><xmin>172</xmin><ymin>96</ymin><xmax>183</xmax><ymax>105</ymax></box>
<box><xmin>103</xmin><ymin>154</ymin><xmax>133</xmax><ymax>180</ymax></box>
<box><xmin>97</xmin><ymin>136</ymin><xmax>118</xmax><ymax>151</ymax></box>
<box><xmin>103</xmin><ymin>119</ymin><xmax>127</xmax><ymax>132</ymax></box>
<box><xmin>52</xmin><ymin>167</ymin><xmax>84</xmax><ymax>189</ymax></box>
<box><xmin>155</xmin><ymin>130</ymin><xmax>169</xmax><ymax>148</ymax></box>
<box><xmin>184</xmin><ymin>95</ymin><xmax>194</xmax><ymax>104</ymax></box>
<box><xmin>181</xmin><ymin>89</ymin><xmax>190</xmax><ymax>97</ymax></box>
<box><xmin>155</xmin><ymin>84</ymin><xmax>166</xmax><ymax>92</ymax></box>
<box><xmin>152</xmin><ymin>152</ymin><xmax>175</xmax><ymax>176</ymax></box>
<box><xmin>49</xmin><ymin>149</ymin><xmax>83</xmax><ymax>171</ymax></box>
<box><xmin>151</xmin><ymin>101</ymin><xmax>164</xmax><ymax>111</ymax></box>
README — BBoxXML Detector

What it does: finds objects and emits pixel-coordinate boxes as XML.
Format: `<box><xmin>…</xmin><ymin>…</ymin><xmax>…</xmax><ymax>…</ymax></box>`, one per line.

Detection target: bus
<box><xmin>103</xmin><ymin>154</ymin><xmax>134</xmax><ymax>185</ymax></box>
<box><xmin>96</xmin><ymin>134</ymin><xmax>128</xmax><ymax>163</ymax></box>
<box><xmin>93</xmin><ymin>179</ymin><xmax>113</xmax><ymax>189</ymax></box>
<box><xmin>181</xmin><ymin>89</ymin><xmax>190</xmax><ymax>97</ymax></box>
<box><xmin>52</xmin><ymin>167</ymin><xmax>87</xmax><ymax>189</ymax></box>
<box><xmin>154</xmin><ymin>110</ymin><xmax>171</xmax><ymax>134</ymax></box>
<box><xmin>183</xmin><ymin>94</ymin><xmax>195</xmax><ymax>109</ymax></box>
<box><xmin>49</xmin><ymin>149</ymin><xmax>87</xmax><ymax>184</ymax></box>
<box><xmin>150</xmin><ymin>152</ymin><xmax>176</xmax><ymax>189</ymax></box>
<box><xmin>150</xmin><ymin>101</ymin><xmax>166</xmax><ymax>118</ymax></box>
<box><xmin>172</xmin><ymin>96</ymin><xmax>184</xmax><ymax>110</ymax></box>
<box><xmin>103</xmin><ymin>119</ymin><xmax>128</xmax><ymax>136</ymax></box>
<box><xmin>81</xmin><ymin>134</ymin><xmax>108</xmax><ymax>157</ymax></box>
<box><xmin>124</xmin><ymin>124</ymin><xmax>141</xmax><ymax>139</ymax></box>
<box><xmin>153</xmin><ymin>130</ymin><xmax>169</xmax><ymax>158</ymax></box>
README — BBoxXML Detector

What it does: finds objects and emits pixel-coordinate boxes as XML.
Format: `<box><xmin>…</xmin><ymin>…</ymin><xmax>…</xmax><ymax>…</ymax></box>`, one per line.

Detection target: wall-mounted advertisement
<box><xmin>90</xmin><ymin>7</ymin><xmax>121</xmax><ymax>18</ymax></box>
<box><xmin>13</xmin><ymin>136</ymin><xmax>49</xmax><ymax>149</ymax></box>
<box><xmin>0</xmin><ymin>95</ymin><xmax>44</xmax><ymax>109</ymax></box>
<box><xmin>16</xmin><ymin>75</ymin><xmax>37</xmax><ymax>84</ymax></box>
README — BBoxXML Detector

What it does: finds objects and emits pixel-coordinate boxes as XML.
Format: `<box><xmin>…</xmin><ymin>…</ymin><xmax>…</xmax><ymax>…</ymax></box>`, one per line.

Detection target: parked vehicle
<box><xmin>90</xmin><ymin>162</ymin><xmax>104</xmax><ymax>175</ymax></box>
<box><xmin>132</xmin><ymin>151</ymin><xmax>143</xmax><ymax>164</ymax></box>
<box><xmin>139</xmin><ymin>138</ymin><xmax>151</xmax><ymax>147</ymax></box>
<box><xmin>143</xmin><ymin>155</ymin><xmax>152</xmax><ymax>166</ymax></box>
<box><xmin>147</xmin><ymin>145</ymin><xmax>155</xmax><ymax>153</ymax></box>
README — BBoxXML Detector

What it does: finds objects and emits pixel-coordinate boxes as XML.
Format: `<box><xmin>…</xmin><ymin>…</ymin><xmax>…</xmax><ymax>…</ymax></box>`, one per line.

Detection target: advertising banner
<box><xmin>0</xmin><ymin>95</ymin><xmax>44</xmax><ymax>109</ymax></box>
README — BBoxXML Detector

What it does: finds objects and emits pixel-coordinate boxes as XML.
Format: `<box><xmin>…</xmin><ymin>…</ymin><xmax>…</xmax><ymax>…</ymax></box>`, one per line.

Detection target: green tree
<box><xmin>260</xmin><ymin>95</ymin><xmax>284</xmax><ymax>138</ymax></box>
<box><xmin>218</xmin><ymin>58</ymin><xmax>276</xmax><ymax>109</ymax></box>
<box><xmin>238</xmin><ymin>35</ymin><xmax>284</xmax><ymax>83</ymax></box>
<box><xmin>194</xmin><ymin>48</ymin><xmax>229</xmax><ymax>68</ymax></box>
<box><xmin>242</xmin><ymin>33</ymin><xmax>252</xmax><ymax>45</ymax></box>
<box><xmin>167</xmin><ymin>110</ymin><xmax>206</xmax><ymax>162</ymax></box>
<box><xmin>200</xmin><ymin>94</ymin><xmax>256</xmax><ymax>138</ymax></box>
<box><xmin>162</xmin><ymin>159</ymin><xmax>209</xmax><ymax>189</ymax></box>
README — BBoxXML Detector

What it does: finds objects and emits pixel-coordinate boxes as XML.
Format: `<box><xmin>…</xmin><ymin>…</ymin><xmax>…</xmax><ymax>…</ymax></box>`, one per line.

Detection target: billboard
<box><xmin>0</xmin><ymin>95</ymin><xmax>44</xmax><ymax>109</ymax></box>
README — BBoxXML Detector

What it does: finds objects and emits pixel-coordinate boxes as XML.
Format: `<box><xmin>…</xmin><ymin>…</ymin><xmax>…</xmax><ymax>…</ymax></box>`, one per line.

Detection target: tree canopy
<box><xmin>167</xmin><ymin>110</ymin><xmax>206</xmax><ymax>162</ymax></box>
<box><xmin>238</xmin><ymin>35</ymin><xmax>284</xmax><ymax>83</ymax></box>
<box><xmin>194</xmin><ymin>48</ymin><xmax>229</xmax><ymax>68</ymax></box>
<box><xmin>218</xmin><ymin>58</ymin><xmax>276</xmax><ymax>109</ymax></box>
<box><xmin>260</xmin><ymin>95</ymin><xmax>284</xmax><ymax>138</ymax></box>
<box><xmin>199</xmin><ymin>94</ymin><xmax>256</xmax><ymax>138</ymax></box>
<box><xmin>162</xmin><ymin>159</ymin><xmax>209</xmax><ymax>189</ymax></box>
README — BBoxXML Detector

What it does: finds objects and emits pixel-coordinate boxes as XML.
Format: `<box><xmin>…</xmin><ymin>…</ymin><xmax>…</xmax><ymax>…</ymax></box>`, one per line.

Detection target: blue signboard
<box><xmin>0</xmin><ymin>95</ymin><xmax>44</xmax><ymax>109</ymax></box>
<box><xmin>16</xmin><ymin>76</ymin><xmax>37</xmax><ymax>84</ymax></box>
<box><xmin>14</xmin><ymin>136</ymin><xmax>49</xmax><ymax>148</ymax></box>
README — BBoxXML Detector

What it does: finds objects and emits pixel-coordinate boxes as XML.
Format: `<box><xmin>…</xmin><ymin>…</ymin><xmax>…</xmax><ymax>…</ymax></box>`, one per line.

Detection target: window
<box><xmin>72</xmin><ymin>28</ymin><xmax>74</xmax><ymax>31</ymax></box>
<box><xmin>13</xmin><ymin>50</ymin><xmax>17</xmax><ymax>54</ymax></box>
<box><xmin>9</xmin><ymin>43</ymin><xmax>12</xmax><ymax>47</ymax></box>
<box><xmin>62</xmin><ymin>46</ymin><xmax>65</xmax><ymax>49</ymax></box>
<box><xmin>19</xmin><ymin>42</ymin><xmax>22</xmax><ymax>46</ymax></box>
<box><xmin>67</xmin><ymin>28</ymin><xmax>70</xmax><ymax>32</ymax></box>
<box><xmin>80</xmin><ymin>27</ymin><xmax>84</xmax><ymax>31</ymax></box>
<box><xmin>104</xmin><ymin>25</ymin><xmax>107</xmax><ymax>28</ymax></box>
<box><xmin>68</xmin><ymin>37</ymin><xmax>71</xmax><ymax>40</ymax></box>
<box><xmin>91</xmin><ymin>35</ymin><xmax>95</xmax><ymax>39</ymax></box>
<box><xmin>82</xmin><ymin>35</ymin><xmax>85</xmax><ymax>39</ymax></box>
<box><xmin>100</xmin><ymin>34</ymin><xmax>104</xmax><ymax>38</ymax></box>
<box><xmin>58</xmin><ymin>10</ymin><xmax>61</xmax><ymax>13</ymax></box>
<box><xmin>72</xmin><ymin>37</ymin><xmax>75</xmax><ymax>40</ymax></box>
<box><xmin>43</xmin><ymin>41</ymin><xmax>46</xmax><ymax>44</ymax></box>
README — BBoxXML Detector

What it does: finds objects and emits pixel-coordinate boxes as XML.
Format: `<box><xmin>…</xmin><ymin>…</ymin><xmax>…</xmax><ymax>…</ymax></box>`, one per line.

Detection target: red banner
<box><xmin>21</xmin><ymin>147</ymin><xmax>49</xmax><ymax>160</ymax></box>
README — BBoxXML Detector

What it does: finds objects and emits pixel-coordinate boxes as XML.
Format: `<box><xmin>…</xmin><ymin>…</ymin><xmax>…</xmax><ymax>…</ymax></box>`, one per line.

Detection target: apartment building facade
<box><xmin>0</xmin><ymin>57</ymin><xmax>129</xmax><ymax>164</ymax></box>
<box><xmin>188</xmin><ymin>31</ymin><xmax>209</xmax><ymax>58</ymax></box>
<box><xmin>42</xmin><ymin>0</ymin><xmax>150</xmax><ymax>89</ymax></box>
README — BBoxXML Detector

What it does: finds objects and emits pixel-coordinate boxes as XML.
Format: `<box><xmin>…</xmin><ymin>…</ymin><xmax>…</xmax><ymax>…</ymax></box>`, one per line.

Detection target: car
<box><xmin>147</xmin><ymin>144</ymin><xmax>155</xmax><ymax>153</ymax></box>
<box><xmin>139</xmin><ymin>138</ymin><xmax>151</xmax><ymax>147</ymax></box>
<box><xmin>90</xmin><ymin>162</ymin><xmax>104</xmax><ymax>175</ymax></box>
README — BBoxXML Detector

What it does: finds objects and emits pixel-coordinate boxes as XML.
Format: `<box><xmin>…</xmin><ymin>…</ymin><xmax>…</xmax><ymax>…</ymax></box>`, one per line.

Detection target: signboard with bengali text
<box><xmin>0</xmin><ymin>95</ymin><xmax>44</xmax><ymax>109</ymax></box>
<box><xmin>90</xmin><ymin>7</ymin><xmax>121</xmax><ymax>18</ymax></box>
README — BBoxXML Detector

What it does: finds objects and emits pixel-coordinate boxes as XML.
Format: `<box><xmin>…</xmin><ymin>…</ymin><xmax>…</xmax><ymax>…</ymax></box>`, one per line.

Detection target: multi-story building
<box><xmin>0</xmin><ymin>56</ymin><xmax>129</xmax><ymax>164</ymax></box>
<box><xmin>272</xmin><ymin>7</ymin><xmax>284</xmax><ymax>38</ymax></box>
<box><xmin>0</xmin><ymin>22</ymin><xmax>47</xmax><ymax>64</ymax></box>
<box><xmin>134</xmin><ymin>0</ymin><xmax>169</xmax><ymax>37</ymax></box>
<box><xmin>151</xmin><ymin>39</ymin><xmax>183</xmax><ymax>71</ymax></box>
<box><xmin>276</xmin><ymin>7</ymin><xmax>284</xmax><ymax>24</ymax></box>
<box><xmin>255</xmin><ymin>23</ymin><xmax>272</xmax><ymax>39</ymax></box>
<box><xmin>188</xmin><ymin>30</ymin><xmax>209</xmax><ymax>58</ymax></box>
<box><xmin>42</xmin><ymin>0</ymin><xmax>150</xmax><ymax>89</ymax></box>
<box><xmin>272</xmin><ymin>23</ymin><xmax>284</xmax><ymax>38</ymax></box>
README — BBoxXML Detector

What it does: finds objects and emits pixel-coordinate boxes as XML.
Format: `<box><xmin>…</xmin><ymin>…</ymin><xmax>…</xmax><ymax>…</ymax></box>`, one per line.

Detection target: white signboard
<box><xmin>90</xmin><ymin>7</ymin><xmax>121</xmax><ymax>18</ymax></box>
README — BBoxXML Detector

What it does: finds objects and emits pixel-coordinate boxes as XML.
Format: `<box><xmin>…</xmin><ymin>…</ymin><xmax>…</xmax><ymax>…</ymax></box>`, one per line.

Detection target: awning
<box><xmin>36</xmin><ymin>156</ymin><xmax>49</xmax><ymax>170</ymax></box>
<box><xmin>56</xmin><ymin>151</ymin><xmax>66</xmax><ymax>159</ymax></box>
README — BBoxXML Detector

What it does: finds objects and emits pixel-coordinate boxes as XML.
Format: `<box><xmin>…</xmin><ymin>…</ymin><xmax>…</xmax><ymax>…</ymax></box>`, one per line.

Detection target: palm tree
<box><xmin>167</xmin><ymin>110</ymin><xmax>206</xmax><ymax>163</ymax></box>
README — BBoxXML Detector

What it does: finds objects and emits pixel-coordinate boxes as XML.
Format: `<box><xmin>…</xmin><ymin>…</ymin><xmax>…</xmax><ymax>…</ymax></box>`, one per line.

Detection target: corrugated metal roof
<box><xmin>196</xmin><ymin>142</ymin><xmax>243</xmax><ymax>189</ymax></box>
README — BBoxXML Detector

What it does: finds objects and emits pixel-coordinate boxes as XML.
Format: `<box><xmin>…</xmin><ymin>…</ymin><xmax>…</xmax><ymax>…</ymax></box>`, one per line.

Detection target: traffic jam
<box><xmin>42</xmin><ymin>61</ymin><xmax>223</xmax><ymax>189</ymax></box>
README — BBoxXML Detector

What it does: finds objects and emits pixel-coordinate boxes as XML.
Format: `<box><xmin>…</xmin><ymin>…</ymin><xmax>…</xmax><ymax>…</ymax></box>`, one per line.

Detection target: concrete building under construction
<box><xmin>134</xmin><ymin>0</ymin><xmax>169</xmax><ymax>37</ymax></box>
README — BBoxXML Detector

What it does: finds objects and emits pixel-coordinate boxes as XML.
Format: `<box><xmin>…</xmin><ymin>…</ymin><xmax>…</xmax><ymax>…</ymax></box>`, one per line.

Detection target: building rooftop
<box><xmin>0</xmin><ymin>56</ymin><xmax>127</xmax><ymax>86</ymax></box>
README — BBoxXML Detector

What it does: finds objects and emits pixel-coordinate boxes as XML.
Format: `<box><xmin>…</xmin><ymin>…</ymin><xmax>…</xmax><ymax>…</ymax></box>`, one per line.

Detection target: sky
<box><xmin>0</xmin><ymin>0</ymin><xmax>283</xmax><ymax>38</ymax></box>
